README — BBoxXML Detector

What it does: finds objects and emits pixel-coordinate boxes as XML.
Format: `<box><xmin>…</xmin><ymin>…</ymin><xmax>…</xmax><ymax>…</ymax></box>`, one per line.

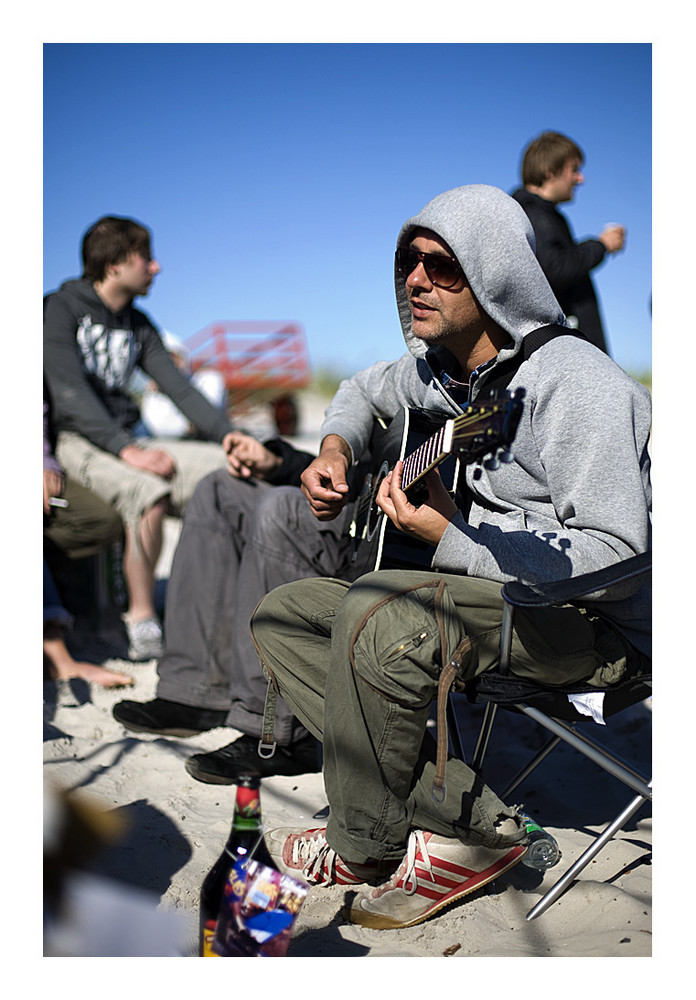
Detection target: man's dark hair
<box><xmin>521</xmin><ymin>131</ymin><xmax>584</xmax><ymax>187</ymax></box>
<box><xmin>81</xmin><ymin>216</ymin><xmax>152</xmax><ymax>283</ymax></box>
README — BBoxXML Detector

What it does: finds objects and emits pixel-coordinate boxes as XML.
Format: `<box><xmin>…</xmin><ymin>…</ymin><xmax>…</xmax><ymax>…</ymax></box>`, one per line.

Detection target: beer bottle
<box><xmin>198</xmin><ymin>773</ymin><xmax>275</xmax><ymax>957</ymax></box>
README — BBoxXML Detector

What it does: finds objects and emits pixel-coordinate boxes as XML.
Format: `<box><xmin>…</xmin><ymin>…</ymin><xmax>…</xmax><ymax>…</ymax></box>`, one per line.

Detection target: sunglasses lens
<box><xmin>396</xmin><ymin>248</ymin><xmax>415</xmax><ymax>278</ymax></box>
<box><xmin>396</xmin><ymin>248</ymin><xmax>461</xmax><ymax>288</ymax></box>
<box><xmin>426</xmin><ymin>256</ymin><xmax>460</xmax><ymax>288</ymax></box>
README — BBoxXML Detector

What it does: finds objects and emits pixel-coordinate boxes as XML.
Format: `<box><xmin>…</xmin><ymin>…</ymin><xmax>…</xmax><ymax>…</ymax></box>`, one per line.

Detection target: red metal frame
<box><xmin>184</xmin><ymin>320</ymin><xmax>311</xmax><ymax>409</ymax></box>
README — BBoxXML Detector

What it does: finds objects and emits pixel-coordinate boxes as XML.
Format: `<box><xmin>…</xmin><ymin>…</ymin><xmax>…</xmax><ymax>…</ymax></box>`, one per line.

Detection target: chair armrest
<box><xmin>501</xmin><ymin>551</ymin><xmax>651</xmax><ymax>609</ymax></box>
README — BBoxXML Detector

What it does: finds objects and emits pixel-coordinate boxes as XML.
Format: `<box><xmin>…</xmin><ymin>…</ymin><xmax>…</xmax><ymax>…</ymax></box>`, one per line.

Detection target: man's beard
<box><xmin>412</xmin><ymin>314</ymin><xmax>465</xmax><ymax>346</ymax></box>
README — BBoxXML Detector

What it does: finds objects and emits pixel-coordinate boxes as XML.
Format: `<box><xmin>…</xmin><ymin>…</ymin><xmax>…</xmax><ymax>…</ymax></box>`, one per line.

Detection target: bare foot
<box><xmin>44</xmin><ymin>636</ymin><xmax>134</xmax><ymax>688</ymax></box>
<box><xmin>53</xmin><ymin>659</ymin><xmax>134</xmax><ymax>688</ymax></box>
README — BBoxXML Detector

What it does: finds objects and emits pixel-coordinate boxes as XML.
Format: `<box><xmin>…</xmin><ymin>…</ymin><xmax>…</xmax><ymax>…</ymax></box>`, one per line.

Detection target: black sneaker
<box><xmin>112</xmin><ymin>697</ymin><xmax>228</xmax><ymax>737</ymax></box>
<box><xmin>185</xmin><ymin>733</ymin><xmax>321</xmax><ymax>784</ymax></box>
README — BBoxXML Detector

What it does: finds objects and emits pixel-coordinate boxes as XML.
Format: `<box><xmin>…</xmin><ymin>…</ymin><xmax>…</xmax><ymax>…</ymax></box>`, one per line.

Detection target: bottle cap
<box><xmin>237</xmin><ymin>773</ymin><xmax>261</xmax><ymax>788</ymax></box>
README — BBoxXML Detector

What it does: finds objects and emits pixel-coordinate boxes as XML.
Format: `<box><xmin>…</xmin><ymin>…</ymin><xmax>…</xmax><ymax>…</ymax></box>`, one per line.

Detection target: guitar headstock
<box><xmin>451</xmin><ymin>387</ymin><xmax>525</xmax><ymax>470</ymax></box>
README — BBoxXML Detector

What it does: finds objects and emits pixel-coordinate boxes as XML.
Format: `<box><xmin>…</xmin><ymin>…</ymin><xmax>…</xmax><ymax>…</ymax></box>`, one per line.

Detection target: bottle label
<box><xmin>201</xmin><ymin>920</ymin><xmax>220</xmax><ymax>957</ymax></box>
<box><xmin>228</xmin><ymin>861</ymin><xmax>248</xmax><ymax>901</ymax></box>
<box><xmin>235</xmin><ymin>785</ymin><xmax>261</xmax><ymax>821</ymax></box>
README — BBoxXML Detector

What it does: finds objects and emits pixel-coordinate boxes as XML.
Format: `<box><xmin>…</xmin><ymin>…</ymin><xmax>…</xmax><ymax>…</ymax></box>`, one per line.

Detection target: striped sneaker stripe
<box><xmin>430</xmin><ymin>857</ymin><xmax>479</xmax><ymax>878</ymax></box>
<box><xmin>333</xmin><ymin>862</ymin><xmax>367</xmax><ymax>884</ymax></box>
<box><xmin>348</xmin><ymin>832</ymin><xmax>529</xmax><ymax>929</ymax></box>
<box><xmin>274</xmin><ymin>827</ymin><xmax>381</xmax><ymax>885</ymax></box>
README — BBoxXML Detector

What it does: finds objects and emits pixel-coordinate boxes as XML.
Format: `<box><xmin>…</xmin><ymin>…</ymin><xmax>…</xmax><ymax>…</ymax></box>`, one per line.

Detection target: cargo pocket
<box><xmin>349</xmin><ymin>578</ymin><xmax>466</xmax><ymax>708</ymax></box>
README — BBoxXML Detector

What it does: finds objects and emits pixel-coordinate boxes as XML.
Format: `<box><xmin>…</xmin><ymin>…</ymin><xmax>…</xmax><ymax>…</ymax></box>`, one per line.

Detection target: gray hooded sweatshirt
<box><xmin>321</xmin><ymin>185</ymin><xmax>651</xmax><ymax>657</ymax></box>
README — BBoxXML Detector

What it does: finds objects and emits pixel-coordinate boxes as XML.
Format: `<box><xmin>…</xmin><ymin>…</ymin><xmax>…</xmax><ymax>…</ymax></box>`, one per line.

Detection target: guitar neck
<box><xmin>347</xmin><ymin>394</ymin><xmax>524</xmax><ymax>581</ymax></box>
<box><xmin>401</xmin><ymin>420</ymin><xmax>453</xmax><ymax>491</ymax></box>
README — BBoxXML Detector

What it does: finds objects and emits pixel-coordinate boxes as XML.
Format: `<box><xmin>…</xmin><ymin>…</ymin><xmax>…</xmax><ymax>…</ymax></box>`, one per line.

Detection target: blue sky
<box><xmin>43</xmin><ymin>42</ymin><xmax>652</xmax><ymax>380</ymax></box>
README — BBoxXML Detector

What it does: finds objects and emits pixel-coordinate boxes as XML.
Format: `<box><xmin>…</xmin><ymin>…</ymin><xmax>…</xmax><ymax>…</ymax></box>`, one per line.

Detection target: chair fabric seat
<box><xmin>463</xmin><ymin>671</ymin><xmax>652</xmax><ymax>723</ymax></box>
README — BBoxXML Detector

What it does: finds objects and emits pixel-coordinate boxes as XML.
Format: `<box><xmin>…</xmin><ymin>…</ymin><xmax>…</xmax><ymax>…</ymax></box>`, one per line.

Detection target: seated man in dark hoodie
<box><xmin>112</xmin><ymin>443</ymin><xmax>354</xmax><ymax>781</ymax></box>
<box><xmin>44</xmin><ymin>215</ymin><xmax>244</xmax><ymax>660</ymax></box>
<box><xmin>512</xmin><ymin>130</ymin><xmax>625</xmax><ymax>354</ymax></box>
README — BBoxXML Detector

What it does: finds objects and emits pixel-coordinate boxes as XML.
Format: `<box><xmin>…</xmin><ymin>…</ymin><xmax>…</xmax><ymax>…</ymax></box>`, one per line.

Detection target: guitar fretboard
<box><xmin>402</xmin><ymin>420</ymin><xmax>453</xmax><ymax>490</ymax></box>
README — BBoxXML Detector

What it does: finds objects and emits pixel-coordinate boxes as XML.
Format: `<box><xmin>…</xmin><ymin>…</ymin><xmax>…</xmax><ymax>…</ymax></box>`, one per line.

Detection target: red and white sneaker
<box><xmin>346</xmin><ymin>829</ymin><xmax>528</xmax><ymax>928</ymax></box>
<box><xmin>265</xmin><ymin>827</ymin><xmax>397</xmax><ymax>887</ymax></box>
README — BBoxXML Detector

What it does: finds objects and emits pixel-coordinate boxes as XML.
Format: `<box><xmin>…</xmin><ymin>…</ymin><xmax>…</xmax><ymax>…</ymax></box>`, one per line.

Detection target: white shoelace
<box><xmin>395</xmin><ymin>830</ymin><xmax>433</xmax><ymax>896</ymax></box>
<box><xmin>291</xmin><ymin>831</ymin><xmax>336</xmax><ymax>885</ymax></box>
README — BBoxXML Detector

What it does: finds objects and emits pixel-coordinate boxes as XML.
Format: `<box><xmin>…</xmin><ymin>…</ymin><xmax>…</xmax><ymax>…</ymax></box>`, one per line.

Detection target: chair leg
<box><xmin>517</xmin><ymin>705</ymin><xmax>651</xmax><ymax>799</ymax></box>
<box><xmin>502</xmin><ymin>734</ymin><xmax>562</xmax><ymax>798</ymax></box>
<box><xmin>470</xmin><ymin>601</ymin><xmax>510</xmax><ymax>773</ymax></box>
<box><xmin>525</xmin><ymin>783</ymin><xmax>652</xmax><ymax>920</ymax></box>
<box><xmin>471</xmin><ymin>702</ymin><xmax>498</xmax><ymax>773</ymax></box>
<box><xmin>446</xmin><ymin>695</ymin><xmax>465</xmax><ymax>760</ymax></box>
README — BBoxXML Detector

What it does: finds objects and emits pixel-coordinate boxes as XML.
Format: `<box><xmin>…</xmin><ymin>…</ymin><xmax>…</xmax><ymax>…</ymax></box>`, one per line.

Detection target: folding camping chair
<box><xmin>447</xmin><ymin>550</ymin><xmax>652</xmax><ymax>921</ymax></box>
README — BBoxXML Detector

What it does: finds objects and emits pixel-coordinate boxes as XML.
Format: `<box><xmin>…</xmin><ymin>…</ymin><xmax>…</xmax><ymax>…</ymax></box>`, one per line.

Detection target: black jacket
<box><xmin>263</xmin><ymin>438</ymin><xmax>314</xmax><ymax>486</ymax></box>
<box><xmin>511</xmin><ymin>188</ymin><xmax>608</xmax><ymax>353</ymax></box>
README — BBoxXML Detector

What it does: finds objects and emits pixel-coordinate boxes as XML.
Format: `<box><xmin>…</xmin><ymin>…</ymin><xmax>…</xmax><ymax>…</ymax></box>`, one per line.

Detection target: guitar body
<box><xmin>345</xmin><ymin>408</ymin><xmax>460</xmax><ymax>582</ymax></box>
<box><xmin>344</xmin><ymin>389</ymin><xmax>525</xmax><ymax>583</ymax></box>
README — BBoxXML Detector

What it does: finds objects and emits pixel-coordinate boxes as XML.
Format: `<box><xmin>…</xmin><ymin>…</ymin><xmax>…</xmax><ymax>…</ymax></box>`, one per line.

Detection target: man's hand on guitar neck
<box><xmin>301</xmin><ymin>435</ymin><xmax>352</xmax><ymax>521</ymax></box>
<box><xmin>377</xmin><ymin>461</ymin><xmax>458</xmax><ymax>547</ymax></box>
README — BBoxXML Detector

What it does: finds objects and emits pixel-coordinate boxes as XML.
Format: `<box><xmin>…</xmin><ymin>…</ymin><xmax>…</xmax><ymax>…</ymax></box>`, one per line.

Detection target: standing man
<box><xmin>512</xmin><ymin>131</ymin><xmax>625</xmax><ymax>353</ymax></box>
<box><xmin>250</xmin><ymin>185</ymin><xmax>651</xmax><ymax>929</ymax></box>
<box><xmin>44</xmin><ymin>216</ymin><xmax>239</xmax><ymax>659</ymax></box>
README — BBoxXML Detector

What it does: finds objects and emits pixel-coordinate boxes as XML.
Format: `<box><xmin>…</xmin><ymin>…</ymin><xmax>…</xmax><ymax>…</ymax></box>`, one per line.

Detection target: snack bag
<box><xmin>213</xmin><ymin>860</ymin><xmax>308</xmax><ymax>956</ymax></box>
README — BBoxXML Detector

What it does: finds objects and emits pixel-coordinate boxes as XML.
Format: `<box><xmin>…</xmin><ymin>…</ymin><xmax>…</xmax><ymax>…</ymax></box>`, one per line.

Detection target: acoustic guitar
<box><xmin>345</xmin><ymin>388</ymin><xmax>525</xmax><ymax>580</ymax></box>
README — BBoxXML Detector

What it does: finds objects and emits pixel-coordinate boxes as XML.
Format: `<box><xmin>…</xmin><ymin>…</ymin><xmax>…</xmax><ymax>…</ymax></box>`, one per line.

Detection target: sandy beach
<box><xmin>43</xmin><ymin>392</ymin><xmax>653</xmax><ymax>962</ymax></box>
<box><xmin>44</xmin><ymin>660</ymin><xmax>653</xmax><ymax>960</ymax></box>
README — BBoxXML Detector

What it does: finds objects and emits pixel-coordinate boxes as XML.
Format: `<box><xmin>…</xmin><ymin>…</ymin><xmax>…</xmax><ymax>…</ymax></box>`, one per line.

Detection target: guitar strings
<box><xmin>353</xmin><ymin>401</ymin><xmax>504</xmax><ymax>520</ymax></box>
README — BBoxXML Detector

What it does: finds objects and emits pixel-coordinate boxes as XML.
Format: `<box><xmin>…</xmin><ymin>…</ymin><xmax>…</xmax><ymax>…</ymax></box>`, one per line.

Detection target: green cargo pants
<box><xmin>250</xmin><ymin>569</ymin><xmax>634</xmax><ymax>867</ymax></box>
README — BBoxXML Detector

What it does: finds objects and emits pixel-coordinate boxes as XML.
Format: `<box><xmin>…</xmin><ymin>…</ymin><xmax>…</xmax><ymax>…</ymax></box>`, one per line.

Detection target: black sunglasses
<box><xmin>395</xmin><ymin>247</ymin><xmax>463</xmax><ymax>289</ymax></box>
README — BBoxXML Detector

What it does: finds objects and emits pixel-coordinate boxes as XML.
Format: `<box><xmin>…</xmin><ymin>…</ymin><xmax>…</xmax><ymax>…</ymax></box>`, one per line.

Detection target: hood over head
<box><xmin>395</xmin><ymin>184</ymin><xmax>568</xmax><ymax>359</ymax></box>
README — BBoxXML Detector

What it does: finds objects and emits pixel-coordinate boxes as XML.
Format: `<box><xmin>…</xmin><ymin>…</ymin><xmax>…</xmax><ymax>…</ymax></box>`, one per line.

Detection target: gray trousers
<box><xmin>156</xmin><ymin>469</ymin><xmax>352</xmax><ymax>746</ymax></box>
<box><xmin>250</xmin><ymin>570</ymin><xmax>638</xmax><ymax>864</ymax></box>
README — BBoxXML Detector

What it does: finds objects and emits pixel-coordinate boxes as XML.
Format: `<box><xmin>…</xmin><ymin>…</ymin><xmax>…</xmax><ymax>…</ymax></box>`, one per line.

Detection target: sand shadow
<box><xmin>288</xmin><ymin>897</ymin><xmax>370</xmax><ymax>957</ymax></box>
<box><xmin>83</xmin><ymin>798</ymin><xmax>193</xmax><ymax>898</ymax></box>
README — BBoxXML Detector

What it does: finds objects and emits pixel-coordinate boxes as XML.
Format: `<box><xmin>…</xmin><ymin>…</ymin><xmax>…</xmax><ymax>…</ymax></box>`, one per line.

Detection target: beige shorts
<box><xmin>55</xmin><ymin>432</ymin><xmax>229</xmax><ymax>534</ymax></box>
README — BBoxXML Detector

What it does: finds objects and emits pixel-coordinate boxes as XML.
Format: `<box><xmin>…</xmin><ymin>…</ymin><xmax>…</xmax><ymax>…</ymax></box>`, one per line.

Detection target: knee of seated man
<box><xmin>251</xmin><ymin>577</ymin><xmax>313</xmax><ymax>644</ymax></box>
<box><xmin>184</xmin><ymin>467</ymin><xmax>251</xmax><ymax>520</ymax></box>
<box><xmin>185</xmin><ymin>467</ymin><xmax>225</xmax><ymax>510</ymax></box>
<box><xmin>340</xmin><ymin>577</ymin><xmax>445</xmax><ymax>707</ymax></box>
<box><xmin>254</xmin><ymin>485</ymin><xmax>311</xmax><ymax>541</ymax></box>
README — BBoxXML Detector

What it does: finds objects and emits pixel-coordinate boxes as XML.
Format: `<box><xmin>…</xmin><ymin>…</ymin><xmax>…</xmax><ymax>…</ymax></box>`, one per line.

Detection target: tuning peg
<box><xmin>499</xmin><ymin>449</ymin><xmax>514</xmax><ymax>464</ymax></box>
<box><xmin>484</xmin><ymin>456</ymin><xmax>500</xmax><ymax>471</ymax></box>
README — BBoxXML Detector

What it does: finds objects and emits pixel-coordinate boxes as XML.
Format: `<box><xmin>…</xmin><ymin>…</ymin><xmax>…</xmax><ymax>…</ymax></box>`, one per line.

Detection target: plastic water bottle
<box><xmin>520</xmin><ymin>815</ymin><xmax>561</xmax><ymax>870</ymax></box>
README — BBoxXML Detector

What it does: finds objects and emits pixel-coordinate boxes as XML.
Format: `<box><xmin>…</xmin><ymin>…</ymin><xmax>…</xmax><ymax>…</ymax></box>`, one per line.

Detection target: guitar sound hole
<box><xmin>365</xmin><ymin>462</ymin><xmax>389</xmax><ymax>540</ymax></box>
